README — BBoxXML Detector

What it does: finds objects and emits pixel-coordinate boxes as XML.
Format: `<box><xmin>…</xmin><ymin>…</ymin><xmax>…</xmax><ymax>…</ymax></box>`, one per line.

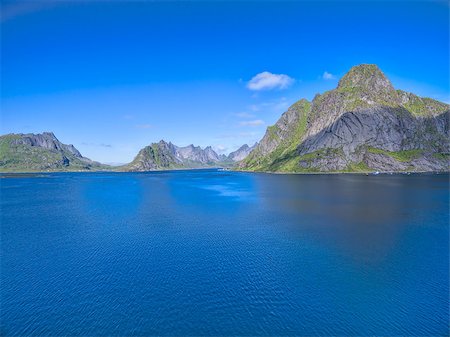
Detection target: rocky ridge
<box><xmin>0</xmin><ymin>132</ymin><xmax>253</xmax><ymax>172</ymax></box>
<box><xmin>240</xmin><ymin>64</ymin><xmax>449</xmax><ymax>172</ymax></box>
<box><xmin>0</xmin><ymin>132</ymin><xmax>108</xmax><ymax>171</ymax></box>
<box><xmin>228</xmin><ymin>143</ymin><xmax>257</xmax><ymax>162</ymax></box>
<box><xmin>122</xmin><ymin>140</ymin><xmax>249</xmax><ymax>171</ymax></box>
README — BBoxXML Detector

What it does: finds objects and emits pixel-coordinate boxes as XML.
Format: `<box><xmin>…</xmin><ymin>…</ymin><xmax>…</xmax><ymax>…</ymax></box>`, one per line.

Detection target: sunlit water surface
<box><xmin>1</xmin><ymin>170</ymin><xmax>448</xmax><ymax>336</ymax></box>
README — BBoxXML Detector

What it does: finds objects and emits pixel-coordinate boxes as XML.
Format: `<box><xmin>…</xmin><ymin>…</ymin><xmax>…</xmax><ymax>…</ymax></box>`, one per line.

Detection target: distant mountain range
<box><xmin>1</xmin><ymin>64</ymin><xmax>448</xmax><ymax>173</ymax></box>
<box><xmin>0</xmin><ymin>133</ymin><xmax>253</xmax><ymax>172</ymax></box>
<box><xmin>124</xmin><ymin>140</ymin><xmax>224</xmax><ymax>171</ymax></box>
<box><xmin>240</xmin><ymin>64</ymin><xmax>449</xmax><ymax>172</ymax></box>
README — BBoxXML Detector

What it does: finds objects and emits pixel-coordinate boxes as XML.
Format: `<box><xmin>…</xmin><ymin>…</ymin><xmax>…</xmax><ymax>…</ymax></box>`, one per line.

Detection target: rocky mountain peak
<box><xmin>292</xmin><ymin>98</ymin><xmax>310</xmax><ymax>109</ymax></box>
<box><xmin>240</xmin><ymin>64</ymin><xmax>449</xmax><ymax>173</ymax></box>
<box><xmin>14</xmin><ymin>132</ymin><xmax>82</xmax><ymax>158</ymax></box>
<box><xmin>0</xmin><ymin>132</ymin><xmax>103</xmax><ymax>171</ymax></box>
<box><xmin>228</xmin><ymin>143</ymin><xmax>256</xmax><ymax>162</ymax></box>
<box><xmin>337</xmin><ymin>64</ymin><xmax>395</xmax><ymax>94</ymax></box>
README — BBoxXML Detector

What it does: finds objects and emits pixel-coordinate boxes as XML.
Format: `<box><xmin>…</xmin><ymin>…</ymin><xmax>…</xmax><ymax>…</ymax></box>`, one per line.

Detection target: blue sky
<box><xmin>1</xmin><ymin>1</ymin><xmax>449</xmax><ymax>163</ymax></box>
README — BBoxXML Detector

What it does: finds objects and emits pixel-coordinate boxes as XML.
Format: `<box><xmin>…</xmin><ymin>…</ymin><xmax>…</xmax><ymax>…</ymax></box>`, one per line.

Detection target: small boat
<box><xmin>372</xmin><ymin>171</ymin><xmax>380</xmax><ymax>175</ymax></box>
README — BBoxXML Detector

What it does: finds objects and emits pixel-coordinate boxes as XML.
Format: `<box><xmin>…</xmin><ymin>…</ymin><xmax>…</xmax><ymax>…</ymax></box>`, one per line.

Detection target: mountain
<box><xmin>240</xmin><ymin>64</ymin><xmax>449</xmax><ymax>173</ymax></box>
<box><xmin>0</xmin><ymin>132</ymin><xmax>108</xmax><ymax>172</ymax></box>
<box><xmin>228</xmin><ymin>143</ymin><xmax>257</xmax><ymax>162</ymax></box>
<box><xmin>123</xmin><ymin>140</ymin><xmax>236</xmax><ymax>171</ymax></box>
<box><xmin>175</xmin><ymin>144</ymin><xmax>222</xmax><ymax>164</ymax></box>
<box><xmin>0</xmin><ymin>132</ymin><xmax>253</xmax><ymax>173</ymax></box>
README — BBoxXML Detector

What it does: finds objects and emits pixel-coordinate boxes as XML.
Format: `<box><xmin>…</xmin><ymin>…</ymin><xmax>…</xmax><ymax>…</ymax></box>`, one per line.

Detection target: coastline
<box><xmin>1</xmin><ymin>167</ymin><xmax>448</xmax><ymax>176</ymax></box>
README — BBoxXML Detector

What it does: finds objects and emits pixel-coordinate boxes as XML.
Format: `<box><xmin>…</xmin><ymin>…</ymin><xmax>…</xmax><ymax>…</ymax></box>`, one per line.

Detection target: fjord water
<box><xmin>1</xmin><ymin>171</ymin><xmax>448</xmax><ymax>336</ymax></box>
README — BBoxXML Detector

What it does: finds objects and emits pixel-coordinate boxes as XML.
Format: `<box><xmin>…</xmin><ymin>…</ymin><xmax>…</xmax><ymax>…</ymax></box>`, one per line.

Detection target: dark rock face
<box><xmin>297</xmin><ymin>109</ymin><xmax>449</xmax><ymax>171</ymax></box>
<box><xmin>240</xmin><ymin>64</ymin><xmax>450</xmax><ymax>172</ymax></box>
<box><xmin>300</xmin><ymin>108</ymin><xmax>449</xmax><ymax>155</ymax></box>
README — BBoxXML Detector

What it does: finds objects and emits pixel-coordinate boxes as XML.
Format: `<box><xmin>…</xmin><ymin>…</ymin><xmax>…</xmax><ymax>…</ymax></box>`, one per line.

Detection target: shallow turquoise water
<box><xmin>1</xmin><ymin>170</ymin><xmax>448</xmax><ymax>335</ymax></box>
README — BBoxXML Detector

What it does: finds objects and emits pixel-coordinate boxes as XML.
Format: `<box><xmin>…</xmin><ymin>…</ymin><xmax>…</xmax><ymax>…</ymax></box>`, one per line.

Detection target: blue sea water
<box><xmin>1</xmin><ymin>170</ymin><xmax>448</xmax><ymax>336</ymax></box>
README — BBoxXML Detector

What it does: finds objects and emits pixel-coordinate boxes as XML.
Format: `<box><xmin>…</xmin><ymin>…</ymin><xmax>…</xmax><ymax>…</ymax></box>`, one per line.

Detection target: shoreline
<box><xmin>1</xmin><ymin>167</ymin><xmax>449</xmax><ymax>176</ymax></box>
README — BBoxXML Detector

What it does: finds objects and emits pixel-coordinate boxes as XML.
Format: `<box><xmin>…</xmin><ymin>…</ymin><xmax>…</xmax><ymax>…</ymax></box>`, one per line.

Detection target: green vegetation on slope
<box><xmin>0</xmin><ymin>133</ymin><xmax>107</xmax><ymax>172</ymax></box>
<box><xmin>240</xmin><ymin>64</ymin><xmax>449</xmax><ymax>173</ymax></box>
<box><xmin>241</xmin><ymin>99</ymin><xmax>311</xmax><ymax>172</ymax></box>
<box><xmin>367</xmin><ymin>147</ymin><xmax>424</xmax><ymax>162</ymax></box>
<box><xmin>342</xmin><ymin>161</ymin><xmax>371</xmax><ymax>172</ymax></box>
<box><xmin>397</xmin><ymin>90</ymin><xmax>449</xmax><ymax>117</ymax></box>
<box><xmin>337</xmin><ymin>64</ymin><xmax>382</xmax><ymax>89</ymax></box>
<box><xmin>433</xmin><ymin>153</ymin><xmax>450</xmax><ymax>160</ymax></box>
<box><xmin>128</xmin><ymin>145</ymin><xmax>182</xmax><ymax>170</ymax></box>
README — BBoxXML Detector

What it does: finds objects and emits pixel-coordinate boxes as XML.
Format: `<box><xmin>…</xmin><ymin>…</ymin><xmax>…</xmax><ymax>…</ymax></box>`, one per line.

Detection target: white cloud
<box><xmin>322</xmin><ymin>71</ymin><xmax>336</xmax><ymax>80</ymax></box>
<box><xmin>247</xmin><ymin>71</ymin><xmax>294</xmax><ymax>91</ymax></box>
<box><xmin>239</xmin><ymin>131</ymin><xmax>259</xmax><ymax>137</ymax></box>
<box><xmin>249</xmin><ymin>104</ymin><xmax>260</xmax><ymax>112</ymax></box>
<box><xmin>81</xmin><ymin>142</ymin><xmax>112</xmax><ymax>148</ymax></box>
<box><xmin>135</xmin><ymin>124</ymin><xmax>152</xmax><ymax>129</ymax></box>
<box><xmin>248</xmin><ymin>97</ymin><xmax>290</xmax><ymax>114</ymax></box>
<box><xmin>239</xmin><ymin>119</ymin><xmax>265</xmax><ymax>127</ymax></box>
<box><xmin>214</xmin><ymin>131</ymin><xmax>259</xmax><ymax>140</ymax></box>
<box><xmin>234</xmin><ymin>112</ymin><xmax>255</xmax><ymax>118</ymax></box>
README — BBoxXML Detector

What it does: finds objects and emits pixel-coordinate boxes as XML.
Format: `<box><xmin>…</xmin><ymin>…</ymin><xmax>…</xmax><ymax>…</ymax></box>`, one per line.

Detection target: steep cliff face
<box><xmin>0</xmin><ymin>132</ymin><xmax>106</xmax><ymax>172</ymax></box>
<box><xmin>241</xmin><ymin>99</ymin><xmax>312</xmax><ymax>171</ymax></box>
<box><xmin>240</xmin><ymin>64</ymin><xmax>449</xmax><ymax>172</ymax></box>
